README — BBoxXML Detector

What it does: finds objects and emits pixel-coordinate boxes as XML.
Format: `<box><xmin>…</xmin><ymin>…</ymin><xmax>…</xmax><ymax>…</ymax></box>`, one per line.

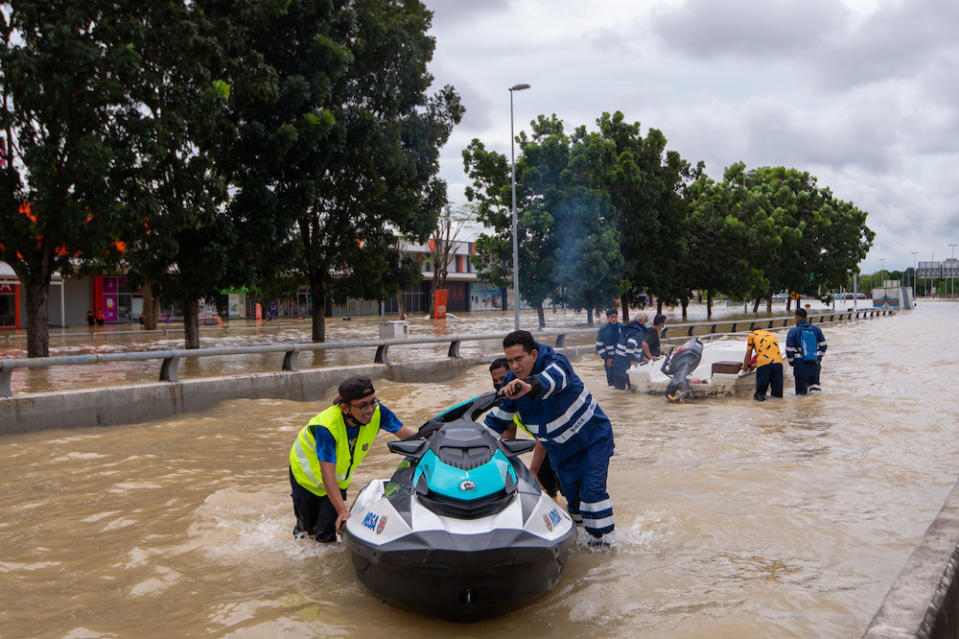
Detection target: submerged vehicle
<box><xmin>341</xmin><ymin>392</ymin><xmax>576</xmax><ymax>621</ymax></box>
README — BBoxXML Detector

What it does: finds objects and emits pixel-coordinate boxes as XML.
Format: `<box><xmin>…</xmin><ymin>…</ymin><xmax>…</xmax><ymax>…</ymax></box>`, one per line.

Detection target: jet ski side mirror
<box><xmin>388</xmin><ymin>439</ymin><xmax>429</xmax><ymax>458</ymax></box>
<box><xmin>498</xmin><ymin>438</ymin><xmax>536</xmax><ymax>456</ymax></box>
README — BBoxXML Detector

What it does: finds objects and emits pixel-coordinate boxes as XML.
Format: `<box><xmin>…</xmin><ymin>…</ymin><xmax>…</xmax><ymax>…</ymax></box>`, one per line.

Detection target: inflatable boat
<box><xmin>341</xmin><ymin>392</ymin><xmax>576</xmax><ymax>621</ymax></box>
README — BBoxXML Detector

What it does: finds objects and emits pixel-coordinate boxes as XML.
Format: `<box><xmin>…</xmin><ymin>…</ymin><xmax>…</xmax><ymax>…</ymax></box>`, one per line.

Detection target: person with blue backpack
<box><xmin>785</xmin><ymin>307</ymin><xmax>828</xmax><ymax>395</ymax></box>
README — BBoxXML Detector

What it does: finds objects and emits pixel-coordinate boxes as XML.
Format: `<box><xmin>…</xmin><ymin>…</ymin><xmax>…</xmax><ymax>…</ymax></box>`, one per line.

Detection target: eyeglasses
<box><xmin>351</xmin><ymin>397</ymin><xmax>379</xmax><ymax>411</ymax></box>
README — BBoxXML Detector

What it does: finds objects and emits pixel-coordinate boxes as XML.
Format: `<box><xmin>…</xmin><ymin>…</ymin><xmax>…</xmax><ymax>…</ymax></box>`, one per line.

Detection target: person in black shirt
<box><xmin>642</xmin><ymin>313</ymin><xmax>666</xmax><ymax>363</ymax></box>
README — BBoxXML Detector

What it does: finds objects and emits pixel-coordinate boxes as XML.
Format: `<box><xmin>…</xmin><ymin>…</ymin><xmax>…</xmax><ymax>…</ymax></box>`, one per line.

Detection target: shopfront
<box><xmin>0</xmin><ymin>280</ymin><xmax>20</xmax><ymax>329</ymax></box>
<box><xmin>92</xmin><ymin>275</ymin><xmax>142</xmax><ymax>323</ymax></box>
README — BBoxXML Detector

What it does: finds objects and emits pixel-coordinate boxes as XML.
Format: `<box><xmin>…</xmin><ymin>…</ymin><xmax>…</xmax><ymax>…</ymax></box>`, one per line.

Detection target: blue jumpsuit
<box><xmin>485</xmin><ymin>343</ymin><xmax>615</xmax><ymax>538</ymax></box>
<box><xmin>611</xmin><ymin>321</ymin><xmax>646</xmax><ymax>390</ymax></box>
<box><xmin>595</xmin><ymin>322</ymin><xmax>622</xmax><ymax>386</ymax></box>
<box><xmin>785</xmin><ymin>320</ymin><xmax>828</xmax><ymax>394</ymax></box>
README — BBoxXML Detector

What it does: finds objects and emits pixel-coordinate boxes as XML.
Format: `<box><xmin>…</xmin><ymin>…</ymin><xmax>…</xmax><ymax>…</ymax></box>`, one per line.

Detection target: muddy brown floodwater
<box><xmin>1</xmin><ymin>301</ymin><xmax>956</xmax><ymax>638</ymax></box>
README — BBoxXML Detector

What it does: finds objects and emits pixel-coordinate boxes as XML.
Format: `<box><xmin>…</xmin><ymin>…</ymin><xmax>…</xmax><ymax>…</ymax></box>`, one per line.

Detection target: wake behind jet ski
<box><xmin>341</xmin><ymin>392</ymin><xmax>576</xmax><ymax>621</ymax></box>
<box><xmin>662</xmin><ymin>337</ymin><xmax>704</xmax><ymax>402</ymax></box>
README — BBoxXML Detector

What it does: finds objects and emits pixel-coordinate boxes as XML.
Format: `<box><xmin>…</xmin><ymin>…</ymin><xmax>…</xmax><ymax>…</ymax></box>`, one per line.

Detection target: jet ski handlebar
<box><xmin>405</xmin><ymin>392</ymin><xmax>502</xmax><ymax>441</ymax></box>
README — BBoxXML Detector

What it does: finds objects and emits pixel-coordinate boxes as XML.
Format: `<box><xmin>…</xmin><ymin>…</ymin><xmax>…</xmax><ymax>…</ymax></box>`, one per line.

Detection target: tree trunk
<box><xmin>536</xmin><ymin>303</ymin><xmax>545</xmax><ymax>328</ymax></box>
<box><xmin>657</xmin><ymin>298</ymin><xmax>663</xmax><ymax>314</ymax></box>
<box><xmin>752</xmin><ymin>296</ymin><xmax>761</xmax><ymax>313</ymax></box>
<box><xmin>429</xmin><ymin>269</ymin><xmax>438</xmax><ymax>318</ymax></box>
<box><xmin>143</xmin><ymin>282</ymin><xmax>158</xmax><ymax>330</ymax></box>
<box><xmin>586</xmin><ymin>308</ymin><xmax>594</xmax><ymax>326</ymax></box>
<box><xmin>681</xmin><ymin>298</ymin><xmax>689</xmax><ymax>320</ymax></box>
<box><xmin>620</xmin><ymin>295</ymin><xmax>630</xmax><ymax>323</ymax></box>
<box><xmin>706</xmin><ymin>289</ymin><xmax>713</xmax><ymax>319</ymax></box>
<box><xmin>183</xmin><ymin>297</ymin><xmax>200</xmax><ymax>349</ymax></box>
<box><xmin>767</xmin><ymin>297</ymin><xmax>773</xmax><ymax>313</ymax></box>
<box><xmin>786</xmin><ymin>297</ymin><xmax>792</xmax><ymax>312</ymax></box>
<box><xmin>24</xmin><ymin>278</ymin><xmax>50</xmax><ymax>358</ymax></box>
<box><xmin>396</xmin><ymin>291</ymin><xmax>405</xmax><ymax>318</ymax></box>
<box><xmin>310</xmin><ymin>279</ymin><xmax>326</xmax><ymax>342</ymax></box>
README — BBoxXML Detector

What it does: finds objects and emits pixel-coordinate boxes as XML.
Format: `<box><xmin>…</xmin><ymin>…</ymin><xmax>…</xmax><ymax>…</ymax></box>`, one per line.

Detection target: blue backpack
<box><xmin>799</xmin><ymin>326</ymin><xmax>818</xmax><ymax>361</ymax></box>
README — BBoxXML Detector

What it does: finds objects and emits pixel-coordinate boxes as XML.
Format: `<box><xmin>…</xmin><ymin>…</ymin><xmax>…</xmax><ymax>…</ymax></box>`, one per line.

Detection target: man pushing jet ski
<box><xmin>485</xmin><ymin>330</ymin><xmax>616</xmax><ymax>547</ymax></box>
<box><xmin>288</xmin><ymin>376</ymin><xmax>417</xmax><ymax>542</ymax></box>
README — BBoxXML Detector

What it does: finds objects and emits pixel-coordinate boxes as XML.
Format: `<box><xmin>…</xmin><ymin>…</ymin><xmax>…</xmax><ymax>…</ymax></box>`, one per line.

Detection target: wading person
<box><xmin>288</xmin><ymin>376</ymin><xmax>416</xmax><ymax>542</ymax></box>
<box><xmin>743</xmin><ymin>328</ymin><xmax>784</xmax><ymax>401</ymax></box>
<box><xmin>485</xmin><ymin>330</ymin><xmax>615</xmax><ymax>547</ymax></box>
<box><xmin>595</xmin><ymin>308</ymin><xmax>622</xmax><ymax>387</ymax></box>
<box><xmin>611</xmin><ymin>314</ymin><xmax>647</xmax><ymax>390</ymax></box>
<box><xmin>785</xmin><ymin>308</ymin><xmax>827</xmax><ymax>395</ymax></box>
<box><xmin>489</xmin><ymin>358</ymin><xmax>562</xmax><ymax>499</ymax></box>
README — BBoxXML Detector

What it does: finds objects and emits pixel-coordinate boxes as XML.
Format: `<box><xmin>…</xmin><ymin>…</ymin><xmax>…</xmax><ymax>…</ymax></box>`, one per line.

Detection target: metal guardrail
<box><xmin>0</xmin><ymin>309</ymin><xmax>894</xmax><ymax>397</ymax></box>
<box><xmin>660</xmin><ymin>308</ymin><xmax>892</xmax><ymax>339</ymax></box>
<box><xmin>0</xmin><ymin>321</ymin><xmax>286</xmax><ymax>346</ymax></box>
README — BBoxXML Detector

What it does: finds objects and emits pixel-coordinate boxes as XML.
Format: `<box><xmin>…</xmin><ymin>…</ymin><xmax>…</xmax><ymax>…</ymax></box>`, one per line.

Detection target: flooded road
<box><xmin>1</xmin><ymin>301</ymin><xmax>956</xmax><ymax>638</ymax></box>
<box><xmin>1</xmin><ymin>300</ymin><xmax>848</xmax><ymax>395</ymax></box>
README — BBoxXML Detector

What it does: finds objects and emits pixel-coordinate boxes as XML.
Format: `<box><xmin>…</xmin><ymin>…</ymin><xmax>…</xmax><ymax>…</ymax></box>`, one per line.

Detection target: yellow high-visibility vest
<box><xmin>289</xmin><ymin>404</ymin><xmax>381</xmax><ymax>496</ymax></box>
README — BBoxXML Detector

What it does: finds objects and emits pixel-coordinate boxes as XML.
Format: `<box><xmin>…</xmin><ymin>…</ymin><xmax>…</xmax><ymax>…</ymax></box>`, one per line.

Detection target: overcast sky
<box><xmin>421</xmin><ymin>0</ymin><xmax>959</xmax><ymax>275</ymax></box>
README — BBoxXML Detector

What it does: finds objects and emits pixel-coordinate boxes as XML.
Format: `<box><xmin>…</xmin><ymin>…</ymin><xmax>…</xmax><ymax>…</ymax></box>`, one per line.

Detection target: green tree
<box><xmin>117</xmin><ymin>0</ymin><xmax>243</xmax><ymax>348</ymax></box>
<box><xmin>0</xmin><ymin>1</ymin><xmax>139</xmax><ymax>356</ymax></box>
<box><xmin>588</xmin><ymin>112</ymin><xmax>701</xmax><ymax>317</ymax></box>
<box><xmin>553</xmin><ymin>188</ymin><xmax>623</xmax><ymax>325</ymax></box>
<box><xmin>227</xmin><ymin>0</ymin><xmax>461</xmax><ymax>341</ymax></box>
<box><xmin>464</xmin><ymin>115</ymin><xmax>571</xmax><ymax>328</ymax></box>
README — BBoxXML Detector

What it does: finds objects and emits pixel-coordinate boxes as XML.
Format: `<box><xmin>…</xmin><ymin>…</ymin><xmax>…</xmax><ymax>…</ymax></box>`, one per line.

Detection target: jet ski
<box><xmin>662</xmin><ymin>337</ymin><xmax>704</xmax><ymax>402</ymax></box>
<box><xmin>341</xmin><ymin>392</ymin><xmax>576</xmax><ymax>621</ymax></box>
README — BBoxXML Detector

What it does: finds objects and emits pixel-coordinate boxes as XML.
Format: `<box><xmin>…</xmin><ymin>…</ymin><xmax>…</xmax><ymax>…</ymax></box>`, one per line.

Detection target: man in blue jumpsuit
<box><xmin>611</xmin><ymin>314</ymin><xmax>647</xmax><ymax>390</ymax></box>
<box><xmin>595</xmin><ymin>308</ymin><xmax>622</xmax><ymax>386</ymax></box>
<box><xmin>485</xmin><ymin>330</ymin><xmax>615</xmax><ymax>546</ymax></box>
<box><xmin>785</xmin><ymin>308</ymin><xmax>828</xmax><ymax>395</ymax></box>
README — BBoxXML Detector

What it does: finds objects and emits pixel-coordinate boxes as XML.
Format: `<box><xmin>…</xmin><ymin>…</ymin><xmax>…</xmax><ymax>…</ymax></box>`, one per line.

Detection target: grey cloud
<box><xmin>810</xmin><ymin>0</ymin><xmax>959</xmax><ymax>91</ymax></box>
<box><xmin>650</xmin><ymin>0</ymin><xmax>846</xmax><ymax>58</ymax></box>
<box><xmin>423</xmin><ymin>0</ymin><xmax>511</xmax><ymax>30</ymax></box>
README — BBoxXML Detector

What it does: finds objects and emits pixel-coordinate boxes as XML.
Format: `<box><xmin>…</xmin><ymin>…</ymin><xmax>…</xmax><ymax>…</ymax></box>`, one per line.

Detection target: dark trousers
<box><xmin>755</xmin><ymin>362</ymin><xmax>783</xmax><ymax>400</ymax></box>
<box><xmin>793</xmin><ymin>360</ymin><xmax>821</xmax><ymax>395</ymax></box>
<box><xmin>611</xmin><ymin>370</ymin><xmax>630</xmax><ymax>390</ymax></box>
<box><xmin>604</xmin><ymin>361</ymin><xmax>616</xmax><ymax>386</ymax></box>
<box><xmin>289</xmin><ymin>468</ymin><xmax>346</xmax><ymax>543</ymax></box>
<box><xmin>537</xmin><ymin>454</ymin><xmax>561</xmax><ymax>498</ymax></box>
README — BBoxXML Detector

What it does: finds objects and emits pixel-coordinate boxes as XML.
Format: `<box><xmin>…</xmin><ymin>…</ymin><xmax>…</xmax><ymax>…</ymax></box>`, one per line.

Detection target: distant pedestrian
<box><xmin>743</xmin><ymin>329</ymin><xmax>783</xmax><ymax>401</ymax></box>
<box><xmin>86</xmin><ymin>310</ymin><xmax>95</xmax><ymax>327</ymax></box>
<box><xmin>595</xmin><ymin>308</ymin><xmax>622</xmax><ymax>387</ymax></box>
<box><xmin>785</xmin><ymin>308</ymin><xmax>827</xmax><ymax>395</ymax></box>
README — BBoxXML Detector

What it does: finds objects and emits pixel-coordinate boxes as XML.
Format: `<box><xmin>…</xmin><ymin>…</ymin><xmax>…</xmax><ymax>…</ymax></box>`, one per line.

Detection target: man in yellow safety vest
<box><xmin>288</xmin><ymin>376</ymin><xmax>416</xmax><ymax>542</ymax></box>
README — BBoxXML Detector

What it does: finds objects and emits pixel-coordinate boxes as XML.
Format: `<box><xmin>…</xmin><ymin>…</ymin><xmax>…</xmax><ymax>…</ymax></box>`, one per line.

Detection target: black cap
<box><xmin>336</xmin><ymin>376</ymin><xmax>375</xmax><ymax>403</ymax></box>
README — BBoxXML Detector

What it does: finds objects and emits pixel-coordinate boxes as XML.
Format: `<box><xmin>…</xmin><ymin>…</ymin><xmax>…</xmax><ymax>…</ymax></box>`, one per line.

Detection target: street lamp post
<box><xmin>911</xmin><ymin>251</ymin><xmax>919</xmax><ymax>296</ymax></box>
<box><xmin>950</xmin><ymin>244</ymin><xmax>957</xmax><ymax>299</ymax></box>
<box><xmin>509</xmin><ymin>83</ymin><xmax>530</xmax><ymax>330</ymax></box>
<box><xmin>879</xmin><ymin>258</ymin><xmax>885</xmax><ymax>287</ymax></box>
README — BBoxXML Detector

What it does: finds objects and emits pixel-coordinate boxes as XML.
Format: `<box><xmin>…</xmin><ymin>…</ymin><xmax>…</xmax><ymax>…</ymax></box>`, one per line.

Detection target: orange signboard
<box><xmin>433</xmin><ymin>289</ymin><xmax>448</xmax><ymax>319</ymax></box>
